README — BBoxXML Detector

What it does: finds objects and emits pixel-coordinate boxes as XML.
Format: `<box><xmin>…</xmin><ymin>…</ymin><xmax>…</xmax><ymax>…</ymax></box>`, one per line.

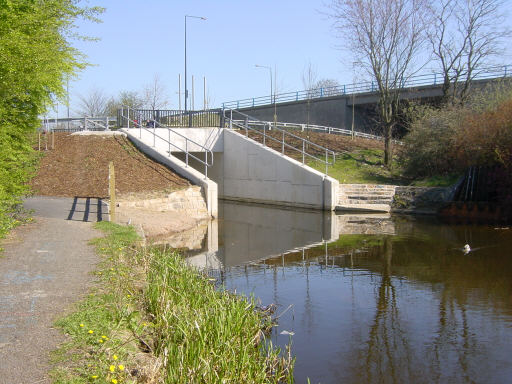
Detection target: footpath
<box><xmin>0</xmin><ymin>196</ymin><xmax>105</xmax><ymax>384</ymax></box>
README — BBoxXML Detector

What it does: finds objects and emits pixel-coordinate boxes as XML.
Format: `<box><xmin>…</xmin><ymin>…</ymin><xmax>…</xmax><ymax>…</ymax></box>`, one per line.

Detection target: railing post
<box><xmin>127</xmin><ymin>106</ymin><xmax>130</xmax><ymax>128</ymax></box>
<box><xmin>230</xmin><ymin>109</ymin><xmax>233</xmax><ymax>129</ymax></box>
<box><xmin>153</xmin><ymin>126</ymin><xmax>156</xmax><ymax>147</ymax></box>
<box><xmin>281</xmin><ymin>130</ymin><xmax>285</xmax><ymax>154</ymax></box>
<box><xmin>505</xmin><ymin>65</ymin><xmax>508</xmax><ymax>77</ymax></box>
<box><xmin>252</xmin><ymin>98</ymin><xmax>255</xmax><ymax>107</ymax></box>
<box><xmin>325</xmin><ymin>149</ymin><xmax>328</xmax><ymax>175</ymax></box>
<box><xmin>320</xmin><ymin>88</ymin><xmax>324</xmax><ymax>97</ymax></box>
<box><xmin>302</xmin><ymin>141</ymin><xmax>305</xmax><ymax>164</ymax></box>
<box><xmin>185</xmin><ymin>140</ymin><xmax>189</xmax><ymax>167</ymax></box>
<box><xmin>204</xmin><ymin>151</ymin><xmax>208</xmax><ymax>180</ymax></box>
<box><xmin>343</xmin><ymin>84</ymin><xmax>346</xmax><ymax>94</ymax></box>
<box><xmin>244</xmin><ymin>117</ymin><xmax>248</xmax><ymax>137</ymax></box>
<box><xmin>296</xmin><ymin>91</ymin><xmax>299</xmax><ymax>101</ymax></box>
<box><xmin>263</xmin><ymin>121</ymin><xmax>266</xmax><ymax>146</ymax></box>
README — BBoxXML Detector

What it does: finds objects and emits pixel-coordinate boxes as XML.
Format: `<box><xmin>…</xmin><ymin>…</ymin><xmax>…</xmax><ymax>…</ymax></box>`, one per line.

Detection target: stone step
<box><xmin>338</xmin><ymin>199</ymin><xmax>393</xmax><ymax>205</ymax></box>
<box><xmin>342</xmin><ymin>194</ymin><xmax>395</xmax><ymax>201</ymax></box>
<box><xmin>341</xmin><ymin>184</ymin><xmax>396</xmax><ymax>190</ymax></box>
<box><xmin>341</xmin><ymin>192</ymin><xmax>395</xmax><ymax>198</ymax></box>
<box><xmin>335</xmin><ymin>203</ymin><xmax>391</xmax><ymax>213</ymax></box>
<box><xmin>340</xmin><ymin>189</ymin><xmax>395</xmax><ymax>195</ymax></box>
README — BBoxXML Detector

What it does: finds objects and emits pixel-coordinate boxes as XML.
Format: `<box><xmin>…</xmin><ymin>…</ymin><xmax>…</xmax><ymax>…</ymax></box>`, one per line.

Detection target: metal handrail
<box><xmin>233</xmin><ymin>120</ymin><xmax>403</xmax><ymax>144</ymax></box>
<box><xmin>222</xmin><ymin>64</ymin><xmax>511</xmax><ymax>109</ymax></box>
<box><xmin>84</xmin><ymin>117</ymin><xmax>109</xmax><ymax>131</ymax></box>
<box><xmin>223</xmin><ymin>109</ymin><xmax>336</xmax><ymax>175</ymax></box>
<box><xmin>119</xmin><ymin>109</ymin><xmax>214</xmax><ymax>179</ymax></box>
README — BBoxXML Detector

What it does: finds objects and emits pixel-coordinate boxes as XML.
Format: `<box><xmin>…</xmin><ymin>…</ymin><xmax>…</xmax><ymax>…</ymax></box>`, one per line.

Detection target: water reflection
<box><xmin>170</xmin><ymin>201</ymin><xmax>512</xmax><ymax>384</ymax></box>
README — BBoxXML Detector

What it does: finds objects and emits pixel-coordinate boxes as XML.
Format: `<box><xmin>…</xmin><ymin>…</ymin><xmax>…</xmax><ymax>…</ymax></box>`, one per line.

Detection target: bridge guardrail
<box><xmin>222</xmin><ymin>64</ymin><xmax>511</xmax><ymax>109</ymax></box>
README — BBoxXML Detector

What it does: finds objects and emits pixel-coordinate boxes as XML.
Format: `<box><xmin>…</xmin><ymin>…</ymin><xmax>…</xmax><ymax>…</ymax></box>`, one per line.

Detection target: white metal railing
<box><xmin>84</xmin><ymin>117</ymin><xmax>110</xmax><ymax>131</ymax></box>
<box><xmin>233</xmin><ymin>120</ymin><xmax>403</xmax><ymax>145</ymax></box>
<box><xmin>119</xmin><ymin>108</ymin><xmax>214</xmax><ymax>179</ymax></box>
<box><xmin>223</xmin><ymin>109</ymin><xmax>336</xmax><ymax>176</ymax></box>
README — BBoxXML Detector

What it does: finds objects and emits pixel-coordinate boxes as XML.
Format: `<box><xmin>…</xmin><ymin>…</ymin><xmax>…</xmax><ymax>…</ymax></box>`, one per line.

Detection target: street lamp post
<box><xmin>184</xmin><ymin>15</ymin><xmax>206</xmax><ymax>115</ymax></box>
<box><xmin>255</xmin><ymin>64</ymin><xmax>272</xmax><ymax>105</ymax></box>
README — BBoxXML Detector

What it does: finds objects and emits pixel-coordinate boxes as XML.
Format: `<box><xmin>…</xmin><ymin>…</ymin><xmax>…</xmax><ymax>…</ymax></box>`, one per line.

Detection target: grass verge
<box><xmin>308</xmin><ymin>149</ymin><xmax>460</xmax><ymax>187</ymax></box>
<box><xmin>51</xmin><ymin>221</ymin><xmax>294</xmax><ymax>383</ymax></box>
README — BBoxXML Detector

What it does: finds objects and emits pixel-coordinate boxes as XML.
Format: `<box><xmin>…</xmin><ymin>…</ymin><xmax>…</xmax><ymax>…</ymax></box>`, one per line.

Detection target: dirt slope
<box><xmin>30</xmin><ymin>132</ymin><xmax>190</xmax><ymax>198</ymax></box>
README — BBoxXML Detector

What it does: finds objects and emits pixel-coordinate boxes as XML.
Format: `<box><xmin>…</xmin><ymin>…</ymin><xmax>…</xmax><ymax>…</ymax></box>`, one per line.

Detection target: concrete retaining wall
<box><xmin>121</xmin><ymin>129</ymin><xmax>218</xmax><ymax>217</ymax></box>
<box><xmin>123</xmin><ymin>128</ymin><xmax>338</xmax><ymax>211</ymax></box>
<box><xmin>222</xmin><ymin>130</ymin><xmax>338</xmax><ymax>210</ymax></box>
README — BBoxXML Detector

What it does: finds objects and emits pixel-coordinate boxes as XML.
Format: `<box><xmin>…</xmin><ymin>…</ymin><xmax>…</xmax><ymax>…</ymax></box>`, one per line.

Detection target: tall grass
<box><xmin>144</xmin><ymin>247</ymin><xmax>294</xmax><ymax>383</ymax></box>
<box><xmin>52</xmin><ymin>222</ymin><xmax>293</xmax><ymax>383</ymax></box>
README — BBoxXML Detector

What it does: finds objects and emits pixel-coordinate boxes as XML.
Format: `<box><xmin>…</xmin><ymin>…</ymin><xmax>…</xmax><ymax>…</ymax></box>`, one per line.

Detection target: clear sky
<box><xmin>57</xmin><ymin>0</ymin><xmax>512</xmax><ymax>117</ymax></box>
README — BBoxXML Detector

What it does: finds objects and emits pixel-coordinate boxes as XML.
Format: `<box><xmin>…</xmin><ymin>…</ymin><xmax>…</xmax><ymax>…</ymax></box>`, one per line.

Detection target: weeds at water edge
<box><xmin>51</xmin><ymin>221</ymin><xmax>294</xmax><ymax>383</ymax></box>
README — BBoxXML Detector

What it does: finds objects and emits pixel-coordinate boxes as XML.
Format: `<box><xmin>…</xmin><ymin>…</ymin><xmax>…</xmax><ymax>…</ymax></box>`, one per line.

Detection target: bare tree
<box><xmin>313</xmin><ymin>78</ymin><xmax>341</xmax><ymax>97</ymax></box>
<box><xmin>143</xmin><ymin>74</ymin><xmax>169</xmax><ymax>110</ymax></box>
<box><xmin>77</xmin><ymin>88</ymin><xmax>109</xmax><ymax>117</ymax></box>
<box><xmin>106</xmin><ymin>91</ymin><xmax>143</xmax><ymax>116</ymax></box>
<box><xmin>330</xmin><ymin>0</ymin><xmax>427</xmax><ymax>167</ymax></box>
<box><xmin>428</xmin><ymin>0</ymin><xmax>510</xmax><ymax>104</ymax></box>
<box><xmin>302</xmin><ymin>62</ymin><xmax>319</xmax><ymax>98</ymax></box>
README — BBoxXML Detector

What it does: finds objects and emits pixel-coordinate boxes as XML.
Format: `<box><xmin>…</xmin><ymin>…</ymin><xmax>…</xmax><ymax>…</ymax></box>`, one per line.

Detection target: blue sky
<box><xmin>58</xmin><ymin>0</ymin><xmax>512</xmax><ymax>117</ymax></box>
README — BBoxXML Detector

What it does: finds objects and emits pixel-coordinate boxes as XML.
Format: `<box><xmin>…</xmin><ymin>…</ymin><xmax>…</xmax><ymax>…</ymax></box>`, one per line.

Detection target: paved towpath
<box><xmin>0</xmin><ymin>196</ymin><xmax>106</xmax><ymax>384</ymax></box>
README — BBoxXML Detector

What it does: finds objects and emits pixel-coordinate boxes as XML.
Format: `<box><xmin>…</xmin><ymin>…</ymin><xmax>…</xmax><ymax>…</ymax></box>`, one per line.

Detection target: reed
<box><xmin>52</xmin><ymin>222</ymin><xmax>294</xmax><ymax>383</ymax></box>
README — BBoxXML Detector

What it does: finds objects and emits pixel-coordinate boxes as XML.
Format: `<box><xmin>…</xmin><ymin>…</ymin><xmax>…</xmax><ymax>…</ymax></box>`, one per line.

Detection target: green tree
<box><xmin>0</xmin><ymin>0</ymin><xmax>103</xmax><ymax>236</ymax></box>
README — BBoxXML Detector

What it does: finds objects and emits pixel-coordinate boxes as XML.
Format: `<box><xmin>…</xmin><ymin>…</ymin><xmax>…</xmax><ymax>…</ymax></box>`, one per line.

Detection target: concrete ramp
<box><xmin>122</xmin><ymin>128</ymin><xmax>338</xmax><ymax>211</ymax></box>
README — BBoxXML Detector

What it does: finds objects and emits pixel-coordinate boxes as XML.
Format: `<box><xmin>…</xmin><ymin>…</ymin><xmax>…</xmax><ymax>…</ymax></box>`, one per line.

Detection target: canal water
<box><xmin>181</xmin><ymin>201</ymin><xmax>512</xmax><ymax>384</ymax></box>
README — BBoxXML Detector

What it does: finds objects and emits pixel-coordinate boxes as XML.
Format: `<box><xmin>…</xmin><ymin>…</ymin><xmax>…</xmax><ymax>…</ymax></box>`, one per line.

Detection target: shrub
<box><xmin>401</xmin><ymin>85</ymin><xmax>512</xmax><ymax>178</ymax></box>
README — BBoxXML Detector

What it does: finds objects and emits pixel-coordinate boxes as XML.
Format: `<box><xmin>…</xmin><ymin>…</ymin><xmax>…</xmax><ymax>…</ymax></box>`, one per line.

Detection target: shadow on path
<box><xmin>24</xmin><ymin>196</ymin><xmax>109</xmax><ymax>222</ymax></box>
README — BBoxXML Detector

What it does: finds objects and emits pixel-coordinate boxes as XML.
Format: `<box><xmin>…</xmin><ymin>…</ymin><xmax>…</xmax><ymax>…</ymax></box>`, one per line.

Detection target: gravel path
<box><xmin>0</xmin><ymin>197</ymin><xmax>102</xmax><ymax>383</ymax></box>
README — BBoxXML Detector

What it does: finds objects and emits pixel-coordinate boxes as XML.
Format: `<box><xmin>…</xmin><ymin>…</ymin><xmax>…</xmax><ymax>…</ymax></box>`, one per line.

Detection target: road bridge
<box><xmin>223</xmin><ymin>65</ymin><xmax>511</xmax><ymax>133</ymax></box>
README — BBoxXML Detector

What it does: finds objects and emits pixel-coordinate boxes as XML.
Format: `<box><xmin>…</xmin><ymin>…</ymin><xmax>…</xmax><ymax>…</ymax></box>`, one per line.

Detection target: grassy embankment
<box><xmin>308</xmin><ymin>148</ymin><xmax>459</xmax><ymax>187</ymax></box>
<box><xmin>52</xmin><ymin>222</ymin><xmax>293</xmax><ymax>383</ymax></box>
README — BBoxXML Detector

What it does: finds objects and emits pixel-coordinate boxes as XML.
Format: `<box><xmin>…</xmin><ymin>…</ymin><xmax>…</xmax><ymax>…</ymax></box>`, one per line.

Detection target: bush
<box><xmin>401</xmin><ymin>84</ymin><xmax>512</xmax><ymax>178</ymax></box>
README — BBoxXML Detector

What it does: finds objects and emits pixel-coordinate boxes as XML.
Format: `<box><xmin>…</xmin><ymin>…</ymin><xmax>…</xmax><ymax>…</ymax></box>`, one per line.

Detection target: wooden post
<box><xmin>108</xmin><ymin>161</ymin><xmax>116</xmax><ymax>222</ymax></box>
<box><xmin>38</xmin><ymin>133</ymin><xmax>41</xmax><ymax>151</ymax></box>
<box><xmin>52</xmin><ymin>130</ymin><xmax>55</xmax><ymax>150</ymax></box>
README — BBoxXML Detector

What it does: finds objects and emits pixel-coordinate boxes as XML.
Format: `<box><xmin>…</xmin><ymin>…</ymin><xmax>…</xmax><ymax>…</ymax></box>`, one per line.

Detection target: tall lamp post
<box><xmin>184</xmin><ymin>15</ymin><xmax>206</xmax><ymax>114</ymax></box>
<box><xmin>255</xmin><ymin>64</ymin><xmax>272</xmax><ymax>105</ymax></box>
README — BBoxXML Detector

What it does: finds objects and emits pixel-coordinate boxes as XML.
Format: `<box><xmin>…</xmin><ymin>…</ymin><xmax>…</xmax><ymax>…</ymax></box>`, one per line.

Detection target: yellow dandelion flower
<box><xmin>88</xmin><ymin>330</ymin><xmax>94</xmax><ymax>334</ymax></box>
<box><xmin>142</xmin><ymin>322</ymin><xmax>147</xmax><ymax>327</ymax></box>
<box><xmin>109</xmin><ymin>365</ymin><xmax>115</xmax><ymax>372</ymax></box>
<box><xmin>79</xmin><ymin>323</ymin><xmax>84</xmax><ymax>327</ymax></box>
<box><xmin>118</xmin><ymin>364</ymin><xmax>125</xmax><ymax>371</ymax></box>
<box><xmin>110</xmin><ymin>268</ymin><xmax>114</xmax><ymax>271</ymax></box>
<box><xmin>98</xmin><ymin>339</ymin><xmax>103</xmax><ymax>343</ymax></box>
<box><xmin>113</xmin><ymin>355</ymin><xmax>118</xmax><ymax>360</ymax></box>
<box><xmin>91</xmin><ymin>375</ymin><xmax>98</xmax><ymax>379</ymax></box>
<box><xmin>126</xmin><ymin>294</ymin><xmax>131</xmax><ymax>298</ymax></box>
<box><xmin>101</xmin><ymin>335</ymin><xmax>107</xmax><ymax>339</ymax></box>
<box><xmin>112</xmin><ymin>379</ymin><xmax>118</xmax><ymax>384</ymax></box>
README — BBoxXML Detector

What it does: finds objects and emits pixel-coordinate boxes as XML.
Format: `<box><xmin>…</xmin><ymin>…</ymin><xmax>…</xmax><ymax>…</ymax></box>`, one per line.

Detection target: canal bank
<box><xmin>51</xmin><ymin>221</ymin><xmax>294</xmax><ymax>383</ymax></box>
<box><xmin>173</xmin><ymin>201</ymin><xmax>512</xmax><ymax>384</ymax></box>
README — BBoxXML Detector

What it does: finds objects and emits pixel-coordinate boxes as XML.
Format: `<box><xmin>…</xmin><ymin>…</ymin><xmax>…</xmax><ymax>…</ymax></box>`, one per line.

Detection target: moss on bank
<box><xmin>51</xmin><ymin>222</ymin><xmax>293</xmax><ymax>383</ymax></box>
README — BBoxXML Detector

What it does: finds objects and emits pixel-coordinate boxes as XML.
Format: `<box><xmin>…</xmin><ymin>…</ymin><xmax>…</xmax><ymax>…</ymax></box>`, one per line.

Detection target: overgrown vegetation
<box><xmin>0</xmin><ymin>1</ymin><xmax>102</xmax><ymax>237</ymax></box>
<box><xmin>401</xmin><ymin>83</ymin><xmax>512</xmax><ymax>178</ymax></box>
<box><xmin>53</xmin><ymin>222</ymin><xmax>294</xmax><ymax>383</ymax></box>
